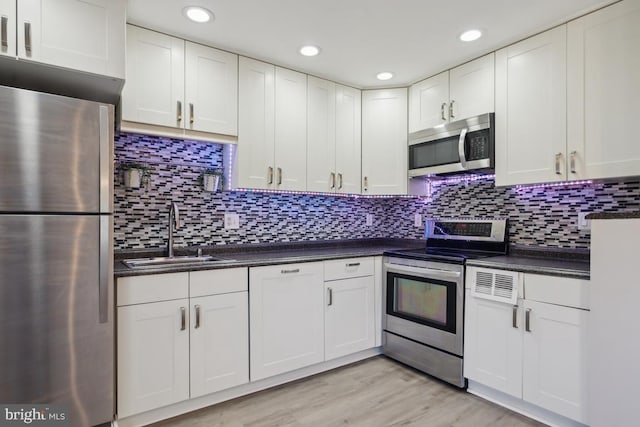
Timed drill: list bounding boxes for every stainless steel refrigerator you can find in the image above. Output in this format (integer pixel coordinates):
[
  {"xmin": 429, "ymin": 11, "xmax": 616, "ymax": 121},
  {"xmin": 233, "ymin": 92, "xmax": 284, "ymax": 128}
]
[{"xmin": 0, "ymin": 86, "xmax": 114, "ymax": 427}]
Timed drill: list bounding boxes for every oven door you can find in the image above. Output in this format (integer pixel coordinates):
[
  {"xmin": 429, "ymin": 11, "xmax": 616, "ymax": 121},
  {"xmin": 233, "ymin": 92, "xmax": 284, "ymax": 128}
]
[{"xmin": 383, "ymin": 260, "xmax": 464, "ymax": 356}]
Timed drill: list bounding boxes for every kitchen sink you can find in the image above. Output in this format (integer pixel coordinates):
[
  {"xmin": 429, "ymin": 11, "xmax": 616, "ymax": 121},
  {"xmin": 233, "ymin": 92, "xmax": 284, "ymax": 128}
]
[{"xmin": 122, "ymin": 255, "xmax": 234, "ymax": 269}]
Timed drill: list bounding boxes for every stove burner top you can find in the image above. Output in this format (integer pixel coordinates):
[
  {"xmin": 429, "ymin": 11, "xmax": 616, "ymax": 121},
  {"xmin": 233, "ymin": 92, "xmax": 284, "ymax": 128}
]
[{"xmin": 384, "ymin": 248, "xmax": 498, "ymax": 264}]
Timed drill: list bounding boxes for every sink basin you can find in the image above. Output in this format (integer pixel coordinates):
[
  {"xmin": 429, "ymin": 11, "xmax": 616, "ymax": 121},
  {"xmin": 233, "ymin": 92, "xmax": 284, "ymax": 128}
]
[{"xmin": 123, "ymin": 255, "xmax": 232, "ymax": 269}]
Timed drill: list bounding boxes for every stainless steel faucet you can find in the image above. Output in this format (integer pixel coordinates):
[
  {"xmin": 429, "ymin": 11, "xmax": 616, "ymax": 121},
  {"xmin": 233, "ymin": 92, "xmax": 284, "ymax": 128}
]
[{"xmin": 168, "ymin": 202, "xmax": 180, "ymax": 257}]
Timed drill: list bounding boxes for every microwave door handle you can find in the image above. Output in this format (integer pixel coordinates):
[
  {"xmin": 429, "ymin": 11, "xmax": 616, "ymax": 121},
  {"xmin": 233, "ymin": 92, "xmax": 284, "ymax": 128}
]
[{"xmin": 458, "ymin": 128, "xmax": 468, "ymax": 169}]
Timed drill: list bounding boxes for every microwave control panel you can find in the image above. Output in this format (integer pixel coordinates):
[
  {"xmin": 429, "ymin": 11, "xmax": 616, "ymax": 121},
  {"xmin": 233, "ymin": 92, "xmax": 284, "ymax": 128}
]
[{"xmin": 467, "ymin": 131, "xmax": 490, "ymax": 160}]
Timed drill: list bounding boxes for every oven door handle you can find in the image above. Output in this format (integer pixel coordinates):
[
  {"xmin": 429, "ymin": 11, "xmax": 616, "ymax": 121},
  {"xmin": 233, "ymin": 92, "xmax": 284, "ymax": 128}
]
[{"xmin": 384, "ymin": 263, "xmax": 461, "ymax": 281}]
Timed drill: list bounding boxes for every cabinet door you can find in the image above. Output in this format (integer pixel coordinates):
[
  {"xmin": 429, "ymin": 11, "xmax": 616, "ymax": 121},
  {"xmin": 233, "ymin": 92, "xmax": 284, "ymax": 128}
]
[
  {"xmin": 522, "ymin": 300, "xmax": 588, "ymax": 424},
  {"xmin": 362, "ymin": 88, "xmax": 408, "ymax": 195},
  {"xmin": 190, "ymin": 292, "xmax": 249, "ymax": 398},
  {"xmin": 0, "ymin": 0, "xmax": 16, "ymax": 57},
  {"xmin": 408, "ymin": 71, "xmax": 449, "ymax": 132},
  {"xmin": 567, "ymin": 0, "xmax": 640, "ymax": 180},
  {"xmin": 17, "ymin": 0, "xmax": 125, "ymax": 78},
  {"xmin": 464, "ymin": 295, "xmax": 522, "ymax": 398},
  {"xmin": 275, "ymin": 67, "xmax": 307, "ymax": 191},
  {"xmin": 117, "ymin": 299, "xmax": 189, "ymax": 418},
  {"xmin": 449, "ymin": 53, "xmax": 495, "ymax": 121},
  {"xmin": 122, "ymin": 26, "xmax": 185, "ymax": 128},
  {"xmin": 325, "ymin": 276, "xmax": 375, "ymax": 360},
  {"xmin": 237, "ymin": 56, "xmax": 275, "ymax": 189},
  {"xmin": 335, "ymin": 84, "xmax": 362, "ymax": 194},
  {"xmin": 185, "ymin": 42, "xmax": 238, "ymax": 136},
  {"xmin": 495, "ymin": 26, "xmax": 567, "ymax": 186},
  {"xmin": 249, "ymin": 262, "xmax": 324, "ymax": 381},
  {"xmin": 306, "ymin": 76, "xmax": 336, "ymax": 192}
]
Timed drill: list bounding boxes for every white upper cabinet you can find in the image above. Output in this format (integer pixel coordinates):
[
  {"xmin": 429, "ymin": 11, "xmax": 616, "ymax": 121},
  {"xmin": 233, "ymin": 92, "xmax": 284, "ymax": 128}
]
[
  {"xmin": 185, "ymin": 41, "xmax": 238, "ymax": 136},
  {"xmin": 362, "ymin": 88, "xmax": 408, "ymax": 195},
  {"xmin": 409, "ymin": 71, "xmax": 449, "ymax": 132},
  {"xmin": 122, "ymin": 25, "xmax": 238, "ymax": 140},
  {"xmin": 409, "ymin": 53, "xmax": 494, "ymax": 132},
  {"xmin": 449, "ymin": 54, "xmax": 495, "ymax": 123},
  {"xmin": 335, "ymin": 85, "xmax": 362, "ymax": 194},
  {"xmin": 122, "ymin": 26, "xmax": 185, "ymax": 129},
  {"xmin": 0, "ymin": 0, "xmax": 16, "ymax": 57},
  {"xmin": 567, "ymin": 0, "xmax": 640, "ymax": 181},
  {"xmin": 2, "ymin": 0, "xmax": 125, "ymax": 77},
  {"xmin": 495, "ymin": 26, "xmax": 567, "ymax": 186},
  {"xmin": 236, "ymin": 56, "xmax": 276, "ymax": 189},
  {"xmin": 275, "ymin": 67, "xmax": 307, "ymax": 191},
  {"xmin": 307, "ymin": 76, "xmax": 337, "ymax": 192},
  {"xmin": 307, "ymin": 76, "xmax": 361, "ymax": 194}
]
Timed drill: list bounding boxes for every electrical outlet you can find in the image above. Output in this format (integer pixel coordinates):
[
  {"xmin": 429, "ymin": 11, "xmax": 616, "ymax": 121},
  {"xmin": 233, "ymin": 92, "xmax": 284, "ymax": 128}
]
[
  {"xmin": 414, "ymin": 213, "xmax": 422, "ymax": 227},
  {"xmin": 366, "ymin": 214, "xmax": 373, "ymax": 227},
  {"xmin": 577, "ymin": 212, "xmax": 591, "ymax": 231},
  {"xmin": 224, "ymin": 213, "xmax": 240, "ymax": 230}
]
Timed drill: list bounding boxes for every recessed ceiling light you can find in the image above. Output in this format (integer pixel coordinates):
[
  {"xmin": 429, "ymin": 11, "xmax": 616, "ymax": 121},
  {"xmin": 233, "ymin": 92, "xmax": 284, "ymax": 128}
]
[
  {"xmin": 299, "ymin": 45, "xmax": 320, "ymax": 57},
  {"xmin": 183, "ymin": 6, "xmax": 214, "ymax": 23},
  {"xmin": 459, "ymin": 29, "xmax": 483, "ymax": 42},
  {"xmin": 376, "ymin": 72, "xmax": 394, "ymax": 81}
]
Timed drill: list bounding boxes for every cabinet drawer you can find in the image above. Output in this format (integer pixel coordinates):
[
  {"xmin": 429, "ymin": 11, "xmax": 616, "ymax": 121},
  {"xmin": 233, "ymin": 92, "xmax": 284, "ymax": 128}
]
[
  {"xmin": 117, "ymin": 272, "xmax": 189, "ymax": 306},
  {"xmin": 324, "ymin": 257, "xmax": 374, "ymax": 281},
  {"xmin": 190, "ymin": 268, "xmax": 248, "ymax": 298},
  {"xmin": 524, "ymin": 274, "xmax": 589, "ymax": 310}
]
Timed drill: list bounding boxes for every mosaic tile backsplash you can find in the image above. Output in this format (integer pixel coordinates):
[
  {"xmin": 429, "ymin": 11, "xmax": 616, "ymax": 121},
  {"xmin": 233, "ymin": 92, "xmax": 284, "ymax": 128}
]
[{"xmin": 114, "ymin": 133, "xmax": 640, "ymax": 251}]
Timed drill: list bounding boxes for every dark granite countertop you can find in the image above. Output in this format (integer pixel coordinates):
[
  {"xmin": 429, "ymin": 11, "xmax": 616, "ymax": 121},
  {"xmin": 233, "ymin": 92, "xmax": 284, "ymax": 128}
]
[
  {"xmin": 586, "ymin": 211, "xmax": 640, "ymax": 220},
  {"xmin": 466, "ymin": 245, "xmax": 590, "ymax": 279},
  {"xmin": 114, "ymin": 238, "xmax": 426, "ymax": 278}
]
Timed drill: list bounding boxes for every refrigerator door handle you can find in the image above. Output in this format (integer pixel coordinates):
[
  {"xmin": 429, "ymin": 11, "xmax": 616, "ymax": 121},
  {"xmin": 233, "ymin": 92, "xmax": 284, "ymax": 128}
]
[
  {"xmin": 99, "ymin": 105, "xmax": 111, "ymax": 213},
  {"xmin": 99, "ymin": 216, "xmax": 111, "ymax": 324}
]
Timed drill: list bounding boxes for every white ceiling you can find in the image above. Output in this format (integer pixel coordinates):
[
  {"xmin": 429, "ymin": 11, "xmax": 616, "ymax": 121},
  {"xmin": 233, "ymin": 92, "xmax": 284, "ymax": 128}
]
[{"xmin": 127, "ymin": 0, "xmax": 613, "ymax": 89}]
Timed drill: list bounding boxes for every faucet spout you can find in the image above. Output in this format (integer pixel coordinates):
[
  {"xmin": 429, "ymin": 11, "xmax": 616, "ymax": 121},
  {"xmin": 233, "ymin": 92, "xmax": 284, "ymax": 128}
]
[{"xmin": 168, "ymin": 202, "xmax": 181, "ymax": 257}]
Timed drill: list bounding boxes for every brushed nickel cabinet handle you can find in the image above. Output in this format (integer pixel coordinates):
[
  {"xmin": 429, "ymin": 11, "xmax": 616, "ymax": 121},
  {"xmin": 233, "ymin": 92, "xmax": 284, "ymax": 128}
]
[
  {"xmin": 449, "ymin": 100, "xmax": 455, "ymax": 119},
  {"xmin": 281, "ymin": 268, "xmax": 300, "ymax": 274},
  {"xmin": 512, "ymin": 305, "xmax": 518, "ymax": 329},
  {"xmin": 525, "ymin": 308, "xmax": 532, "ymax": 332},
  {"xmin": 277, "ymin": 167, "xmax": 282, "ymax": 185},
  {"xmin": 363, "ymin": 176, "xmax": 368, "ymax": 192},
  {"xmin": 327, "ymin": 288, "xmax": 333, "ymax": 306},
  {"xmin": 330, "ymin": 172, "xmax": 336, "ymax": 189},
  {"xmin": 441, "ymin": 103, "xmax": 447, "ymax": 121},
  {"xmin": 177, "ymin": 101, "xmax": 182, "ymax": 123},
  {"xmin": 555, "ymin": 153, "xmax": 562, "ymax": 175},
  {"xmin": 180, "ymin": 307, "xmax": 186, "ymax": 331},
  {"xmin": 346, "ymin": 262, "xmax": 360, "ymax": 267},
  {"xmin": 337, "ymin": 173, "xmax": 343, "ymax": 190},
  {"xmin": 194, "ymin": 305, "xmax": 201, "ymax": 329},
  {"xmin": 24, "ymin": 22, "xmax": 32, "ymax": 56},
  {"xmin": 1, "ymin": 16, "xmax": 8, "ymax": 49},
  {"xmin": 570, "ymin": 150, "xmax": 577, "ymax": 174},
  {"xmin": 267, "ymin": 166, "xmax": 274, "ymax": 185},
  {"xmin": 189, "ymin": 103, "xmax": 194, "ymax": 124}
]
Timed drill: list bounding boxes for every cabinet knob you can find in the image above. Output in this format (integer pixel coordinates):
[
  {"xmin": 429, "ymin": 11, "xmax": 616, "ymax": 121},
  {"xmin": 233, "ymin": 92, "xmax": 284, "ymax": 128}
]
[
  {"xmin": 441, "ymin": 103, "xmax": 447, "ymax": 121},
  {"xmin": 449, "ymin": 100, "xmax": 455, "ymax": 119},
  {"xmin": 570, "ymin": 151, "xmax": 577, "ymax": 174},
  {"xmin": 24, "ymin": 22, "xmax": 32, "ymax": 56},
  {"xmin": 555, "ymin": 153, "xmax": 563, "ymax": 175},
  {"xmin": 330, "ymin": 172, "xmax": 336, "ymax": 189},
  {"xmin": 177, "ymin": 101, "xmax": 182, "ymax": 123}
]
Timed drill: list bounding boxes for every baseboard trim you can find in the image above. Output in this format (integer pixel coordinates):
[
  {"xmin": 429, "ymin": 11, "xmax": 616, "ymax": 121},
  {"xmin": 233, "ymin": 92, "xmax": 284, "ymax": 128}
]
[{"xmin": 116, "ymin": 347, "xmax": 382, "ymax": 427}]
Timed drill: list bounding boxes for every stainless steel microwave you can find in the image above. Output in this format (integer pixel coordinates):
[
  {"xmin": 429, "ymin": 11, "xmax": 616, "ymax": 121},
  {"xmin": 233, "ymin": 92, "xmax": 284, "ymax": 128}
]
[{"xmin": 408, "ymin": 113, "xmax": 494, "ymax": 177}]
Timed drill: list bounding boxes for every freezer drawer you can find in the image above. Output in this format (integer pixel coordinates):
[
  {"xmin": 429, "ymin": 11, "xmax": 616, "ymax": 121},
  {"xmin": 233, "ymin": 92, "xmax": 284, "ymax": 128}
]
[
  {"xmin": 0, "ymin": 214, "xmax": 114, "ymax": 426},
  {"xmin": 0, "ymin": 86, "xmax": 113, "ymax": 213}
]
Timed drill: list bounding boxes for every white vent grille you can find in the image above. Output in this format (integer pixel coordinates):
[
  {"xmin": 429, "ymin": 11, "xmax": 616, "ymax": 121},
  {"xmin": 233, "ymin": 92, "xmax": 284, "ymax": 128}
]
[
  {"xmin": 471, "ymin": 269, "xmax": 518, "ymax": 304},
  {"xmin": 475, "ymin": 272, "xmax": 493, "ymax": 295}
]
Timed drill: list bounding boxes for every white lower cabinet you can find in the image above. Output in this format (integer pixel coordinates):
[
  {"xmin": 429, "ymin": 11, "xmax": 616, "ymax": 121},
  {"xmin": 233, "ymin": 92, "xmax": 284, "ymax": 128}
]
[
  {"xmin": 117, "ymin": 298, "xmax": 190, "ymax": 418},
  {"xmin": 249, "ymin": 262, "xmax": 325, "ymax": 381},
  {"xmin": 324, "ymin": 259, "xmax": 375, "ymax": 360},
  {"xmin": 465, "ymin": 268, "xmax": 589, "ymax": 424},
  {"xmin": 117, "ymin": 268, "xmax": 248, "ymax": 418}
]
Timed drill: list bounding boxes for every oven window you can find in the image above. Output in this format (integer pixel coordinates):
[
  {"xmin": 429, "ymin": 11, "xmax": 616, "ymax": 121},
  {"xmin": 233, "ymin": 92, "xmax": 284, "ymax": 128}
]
[
  {"xmin": 387, "ymin": 272, "xmax": 457, "ymax": 333},
  {"xmin": 396, "ymin": 278, "xmax": 447, "ymax": 325},
  {"xmin": 409, "ymin": 135, "xmax": 460, "ymax": 169}
]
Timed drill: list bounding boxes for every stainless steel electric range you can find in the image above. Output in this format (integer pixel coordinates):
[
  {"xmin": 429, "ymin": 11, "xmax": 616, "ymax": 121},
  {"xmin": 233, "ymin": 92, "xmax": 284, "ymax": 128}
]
[{"xmin": 382, "ymin": 218, "xmax": 508, "ymax": 388}]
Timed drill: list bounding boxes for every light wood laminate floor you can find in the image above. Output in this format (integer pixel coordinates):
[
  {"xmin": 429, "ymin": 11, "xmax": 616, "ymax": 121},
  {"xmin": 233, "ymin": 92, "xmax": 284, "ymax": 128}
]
[{"xmin": 152, "ymin": 356, "xmax": 544, "ymax": 427}]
